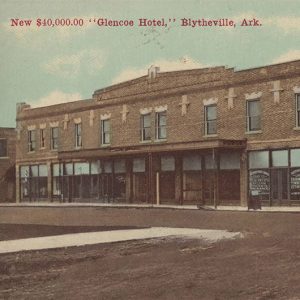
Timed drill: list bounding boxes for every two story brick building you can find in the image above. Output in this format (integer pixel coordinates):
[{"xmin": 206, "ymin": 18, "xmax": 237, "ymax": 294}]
[
  {"xmin": 0, "ymin": 127, "xmax": 16, "ymax": 202},
  {"xmin": 15, "ymin": 60, "xmax": 300, "ymax": 207}
]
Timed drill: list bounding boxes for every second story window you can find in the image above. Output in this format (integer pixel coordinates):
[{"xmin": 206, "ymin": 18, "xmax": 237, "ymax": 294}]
[
  {"xmin": 101, "ymin": 119, "xmax": 111, "ymax": 145},
  {"xmin": 204, "ymin": 105, "xmax": 217, "ymax": 135},
  {"xmin": 40, "ymin": 129, "xmax": 45, "ymax": 149},
  {"xmin": 0, "ymin": 139, "xmax": 7, "ymax": 157},
  {"xmin": 140, "ymin": 113, "xmax": 151, "ymax": 141},
  {"xmin": 28, "ymin": 130, "xmax": 36, "ymax": 152},
  {"xmin": 247, "ymin": 100, "xmax": 261, "ymax": 132},
  {"xmin": 75, "ymin": 123, "xmax": 82, "ymax": 148},
  {"xmin": 296, "ymin": 94, "xmax": 300, "ymax": 127},
  {"xmin": 50, "ymin": 127, "xmax": 59, "ymax": 150},
  {"xmin": 155, "ymin": 111, "xmax": 167, "ymax": 140}
]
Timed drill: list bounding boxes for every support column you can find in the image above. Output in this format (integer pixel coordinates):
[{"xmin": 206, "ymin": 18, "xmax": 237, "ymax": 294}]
[
  {"xmin": 47, "ymin": 161, "xmax": 52, "ymax": 201},
  {"xmin": 16, "ymin": 164, "xmax": 20, "ymax": 203},
  {"xmin": 240, "ymin": 150, "xmax": 248, "ymax": 207},
  {"xmin": 175, "ymin": 155, "xmax": 182, "ymax": 205},
  {"xmin": 125, "ymin": 159, "xmax": 132, "ymax": 203}
]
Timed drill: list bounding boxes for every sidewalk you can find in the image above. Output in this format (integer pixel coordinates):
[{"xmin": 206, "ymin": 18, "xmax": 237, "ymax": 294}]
[
  {"xmin": 0, "ymin": 227, "xmax": 241, "ymax": 254},
  {"xmin": 1, "ymin": 202, "xmax": 300, "ymax": 212}
]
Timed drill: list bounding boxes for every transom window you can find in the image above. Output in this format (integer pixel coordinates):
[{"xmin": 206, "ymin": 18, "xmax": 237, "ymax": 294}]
[
  {"xmin": 140, "ymin": 113, "xmax": 151, "ymax": 141},
  {"xmin": 247, "ymin": 100, "xmax": 261, "ymax": 131},
  {"xmin": 155, "ymin": 111, "xmax": 167, "ymax": 140},
  {"xmin": 0, "ymin": 139, "xmax": 7, "ymax": 157},
  {"xmin": 50, "ymin": 127, "xmax": 59, "ymax": 150},
  {"xmin": 296, "ymin": 94, "xmax": 300, "ymax": 127},
  {"xmin": 40, "ymin": 129, "xmax": 45, "ymax": 149},
  {"xmin": 204, "ymin": 105, "xmax": 217, "ymax": 135},
  {"xmin": 101, "ymin": 119, "xmax": 111, "ymax": 145},
  {"xmin": 28, "ymin": 130, "xmax": 36, "ymax": 152},
  {"xmin": 75, "ymin": 123, "xmax": 82, "ymax": 148}
]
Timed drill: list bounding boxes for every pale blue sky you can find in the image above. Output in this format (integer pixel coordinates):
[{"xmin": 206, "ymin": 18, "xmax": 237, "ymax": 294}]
[{"xmin": 1, "ymin": 0, "xmax": 300, "ymax": 127}]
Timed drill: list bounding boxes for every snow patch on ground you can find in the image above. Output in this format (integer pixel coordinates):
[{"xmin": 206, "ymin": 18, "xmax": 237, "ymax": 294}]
[{"xmin": 0, "ymin": 227, "xmax": 241, "ymax": 254}]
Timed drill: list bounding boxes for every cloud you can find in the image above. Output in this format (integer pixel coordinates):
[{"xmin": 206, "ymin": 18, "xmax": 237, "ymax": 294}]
[
  {"xmin": 264, "ymin": 16, "xmax": 300, "ymax": 33},
  {"xmin": 29, "ymin": 90, "xmax": 82, "ymax": 107},
  {"xmin": 272, "ymin": 50, "xmax": 300, "ymax": 64},
  {"xmin": 42, "ymin": 49, "xmax": 105, "ymax": 78},
  {"xmin": 112, "ymin": 56, "xmax": 207, "ymax": 84}
]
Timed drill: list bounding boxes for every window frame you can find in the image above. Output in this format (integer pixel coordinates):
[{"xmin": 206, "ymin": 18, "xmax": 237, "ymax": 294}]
[
  {"xmin": 28, "ymin": 130, "xmax": 36, "ymax": 152},
  {"xmin": 204, "ymin": 104, "xmax": 217, "ymax": 135},
  {"xmin": 50, "ymin": 127, "xmax": 59, "ymax": 150},
  {"xmin": 140, "ymin": 113, "xmax": 151, "ymax": 141},
  {"xmin": 101, "ymin": 119, "xmax": 111, "ymax": 145},
  {"xmin": 40, "ymin": 128, "xmax": 46, "ymax": 149},
  {"xmin": 246, "ymin": 99, "xmax": 261, "ymax": 132},
  {"xmin": 75, "ymin": 123, "xmax": 82, "ymax": 148},
  {"xmin": 155, "ymin": 111, "xmax": 167, "ymax": 140}
]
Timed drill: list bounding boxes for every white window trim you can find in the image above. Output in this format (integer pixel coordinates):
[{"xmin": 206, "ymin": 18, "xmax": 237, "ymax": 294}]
[
  {"xmin": 245, "ymin": 92, "xmax": 262, "ymax": 100},
  {"xmin": 75, "ymin": 123, "xmax": 82, "ymax": 148},
  {"xmin": 204, "ymin": 104, "xmax": 217, "ymax": 136},
  {"xmin": 101, "ymin": 119, "xmax": 111, "ymax": 146},
  {"xmin": 246, "ymin": 98, "xmax": 261, "ymax": 132}
]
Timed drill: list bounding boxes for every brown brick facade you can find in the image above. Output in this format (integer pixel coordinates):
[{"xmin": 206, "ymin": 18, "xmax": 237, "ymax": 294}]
[
  {"xmin": 15, "ymin": 60, "xmax": 300, "ymax": 206},
  {"xmin": 0, "ymin": 127, "xmax": 16, "ymax": 202}
]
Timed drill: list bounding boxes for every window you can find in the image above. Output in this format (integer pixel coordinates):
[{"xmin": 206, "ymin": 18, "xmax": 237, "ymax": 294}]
[
  {"xmin": 140, "ymin": 114, "xmax": 151, "ymax": 141},
  {"xmin": 75, "ymin": 123, "xmax": 82, "ymax": 148},
  {"xmin": 247, "ymin": 100, "xmax": 261, "ymax": 131},
  {"xmin": 101, "ymin": 119, "xmax": 111, "ymax": 145},
  {"xmin": 50, "ymin": 127, "xmax": 59, "ymax": 150},
  {"xmin": 40, "ymin": 129, "xmax": 45, "ymax": 149},
  {"xmin": 155, "ymin": 111, "xmax": 167, "ymax": 140},
  {"xmin": 161, "ymin": 156, "xmax": 175, "ymax": 171},
  {"xmin": 204, "ymin": 105, "xmax": 217, "ymax": 135},
  {"xmin": 249, "ymin": 151, "xmax": 269, "ymax": 169},
  {"xmin": 133, "ymin": 158, "xmax": 145, "ymax": 173},
  {"xmin": 0, "ymin": 139, "xmax": 7, "ymax": 157},
  {"xmin": 296, "ymin": 94, "xmax": 300, "ymax": 127},
  {"xmin": 28, "ymin": 130, "xmax": 36, "ymax": 152}
]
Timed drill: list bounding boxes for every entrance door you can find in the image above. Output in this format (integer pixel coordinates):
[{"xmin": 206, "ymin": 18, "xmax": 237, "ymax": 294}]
[
  {"xmin": 159, "ymin": 172, "xmax": 175, "ymax": 203},
  {"xmin": 271, "ymin": 168, "xmax": 288, "ymax": 205}
]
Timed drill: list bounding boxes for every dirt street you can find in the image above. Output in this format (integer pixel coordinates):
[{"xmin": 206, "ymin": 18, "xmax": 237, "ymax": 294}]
[{"xmin": 0, "ymin": 208, "xmax": 299, "ymax": 299}]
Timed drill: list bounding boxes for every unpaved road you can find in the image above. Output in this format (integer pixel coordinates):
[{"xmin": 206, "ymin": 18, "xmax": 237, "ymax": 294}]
[{"xmin": 0, "ymin": 208, "xmax": 299, "ymax": 299}]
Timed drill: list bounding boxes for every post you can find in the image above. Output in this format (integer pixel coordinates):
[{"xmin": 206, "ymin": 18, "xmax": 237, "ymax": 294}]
[
  {"xmin": 213, "ymin": 148, "xmax": 218, "ymax": 209},
  {"xmin": 156, "ymin": 172, "xmax": 160, "ymax": 205}
]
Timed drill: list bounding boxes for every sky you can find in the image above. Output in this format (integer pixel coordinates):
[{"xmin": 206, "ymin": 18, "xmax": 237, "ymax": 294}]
[{"xmin": 1, "ymin": 0, "xmax": 300, "ymax": 127}]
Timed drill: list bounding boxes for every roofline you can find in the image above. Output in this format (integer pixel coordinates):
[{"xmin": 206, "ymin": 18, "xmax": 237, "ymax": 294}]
[
  {"xmin": 24, "ymin": 98, "xmax": 93, "ymax": 112},
  {"xmin": 93, "ymin": 65, "xmax": 228, "ymax": 95},
  {"xmin": 234, "ymin": 59, "xmax": 300, "ymax": 73}
]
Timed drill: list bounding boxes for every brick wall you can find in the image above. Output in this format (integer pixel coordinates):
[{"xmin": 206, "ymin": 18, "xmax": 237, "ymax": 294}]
[
  {"xmin": 16, "ymin": 60, "xmax": 300, "ymax": 162},
  {"xmin": 0, "ymin": 128, "xmax": 16, "ymax": 202}
]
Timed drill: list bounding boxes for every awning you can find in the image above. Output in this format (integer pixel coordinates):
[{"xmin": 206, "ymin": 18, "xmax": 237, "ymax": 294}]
[{"xmin": 57, "ymin": 139, "xmax": 246, "ymax": 160}]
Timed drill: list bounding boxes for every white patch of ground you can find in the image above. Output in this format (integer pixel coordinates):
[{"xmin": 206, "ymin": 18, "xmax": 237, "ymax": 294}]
[{"xmin": 0, "ymin": 227, "xmax": 241, "ymax": 254}]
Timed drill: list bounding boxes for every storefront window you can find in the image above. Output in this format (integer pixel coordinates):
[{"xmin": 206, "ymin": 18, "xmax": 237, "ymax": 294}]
[
  {"xmin": 291, "ymin": 149, "xmax": 300, "ymax": 167},
  {"xmin": 272, "ymin": 150, "xmax": 288, "ymax": 167},
  {"xmin": 74, "ymin": 162, "xmax": 89, "ymax": 175},
  {"xmin": 114, "ymin": 159, "xmax": 126, "ymax": 173},
  {"xmin": 161, "ymin": 156, "xmax": 175, "ymax": 171},
  {"xmin": 91, "ymin": 161, "xmax": 101, "ymax": 174},
  {"xmin": 220, "ymin": 152, "xmax": 240, "ymax": 170},
  {"xmin": 183, "ymin": 154, "xmax": 201, "ymax": 171},
  {"xmin": 204, "ymin": 154, "xmax": 215, "ymax": 170},
  {"xmin": 133, "ymin": 158, "xmax": 145, "ymax": 173},
  {"xmin": 103, "ymin": 161, "xmax": 112, "ymax": 173},
  {"xmin": 249, "ymin": 151, "xmax": 269, "ymax": 169},
  {"xmin": 249, "ymin": 170, "xmax": 270, "ymax": 200}
]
